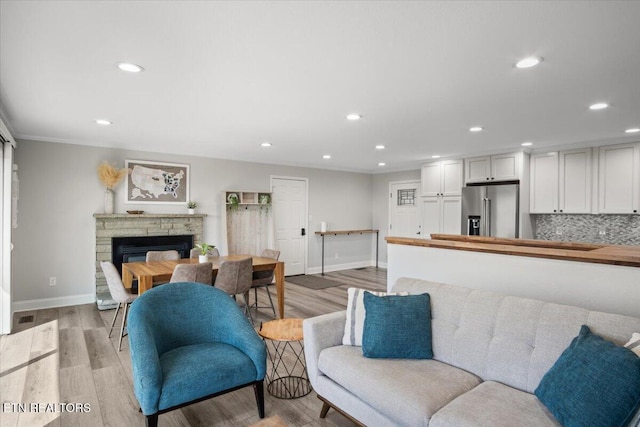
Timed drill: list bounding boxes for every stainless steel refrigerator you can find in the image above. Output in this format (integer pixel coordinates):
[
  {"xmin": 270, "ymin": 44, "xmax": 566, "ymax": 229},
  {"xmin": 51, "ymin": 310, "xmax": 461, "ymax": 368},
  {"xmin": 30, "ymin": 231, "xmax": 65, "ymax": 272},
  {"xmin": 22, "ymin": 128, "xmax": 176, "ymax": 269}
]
[{"xmin": 461, "ymin": 183, "xmax": 520, "ymax": 238}]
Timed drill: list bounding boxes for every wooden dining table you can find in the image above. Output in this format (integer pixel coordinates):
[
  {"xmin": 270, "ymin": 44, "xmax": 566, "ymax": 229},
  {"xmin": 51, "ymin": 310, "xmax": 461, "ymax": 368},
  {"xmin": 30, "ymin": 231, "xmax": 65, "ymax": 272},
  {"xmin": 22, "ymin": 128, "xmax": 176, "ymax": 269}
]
[{"xmin": 121, "ymin": 254, "xmax": 286, "ymax": 319}]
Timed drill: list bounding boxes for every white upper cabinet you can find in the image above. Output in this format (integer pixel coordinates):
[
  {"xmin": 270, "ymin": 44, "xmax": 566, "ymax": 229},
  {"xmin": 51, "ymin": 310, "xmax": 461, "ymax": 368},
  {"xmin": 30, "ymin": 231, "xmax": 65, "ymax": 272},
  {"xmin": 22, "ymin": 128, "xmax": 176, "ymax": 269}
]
[
  {"xmin": 465, "ymin": 152, "xmax": 520, "ymax": 183},
  {"xmin": 598, "ymin": 143, "xmax": 640, "ymax": 214},
  {"xmin": 465, "ymin": 156, "xmax": 491, "ymax": 183},
  {"xmin": 530, "ymin": 149, "xmax": 592, "ymax": 214},
  {"xmin": 421, "ymin": 160, "xmax": 463, "ymax": 197},
  {"xmin": 559, "ymin": 149, "xmax": 592, "ymax": 213},
  {"xmin": 530, "ymin": 152, "xmax": 559, "ymax": 213}
]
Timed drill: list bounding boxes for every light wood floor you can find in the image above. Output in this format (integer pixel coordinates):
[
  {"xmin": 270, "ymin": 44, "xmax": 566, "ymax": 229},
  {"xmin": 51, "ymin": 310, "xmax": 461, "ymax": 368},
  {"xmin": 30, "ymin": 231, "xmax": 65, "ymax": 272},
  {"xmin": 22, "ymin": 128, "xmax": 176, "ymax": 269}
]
[{"xmin": 0, "ymin": 267, "xmax": 387, "ymax": 427}]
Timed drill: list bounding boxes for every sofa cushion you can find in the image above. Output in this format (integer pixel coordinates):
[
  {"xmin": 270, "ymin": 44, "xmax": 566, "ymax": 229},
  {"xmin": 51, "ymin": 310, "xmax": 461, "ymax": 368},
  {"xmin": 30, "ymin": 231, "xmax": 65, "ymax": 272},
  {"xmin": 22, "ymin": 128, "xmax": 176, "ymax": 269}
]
[
  {"xmin": 535, "ymin": 325, "xmax": 640, "ymax": 427},
  {"xmin": 362, "ymin": 292, "xmax": 432, "ymax": 359},
  {"xmin": 318, "ymin": 345, "xmax": 481, "ymax": 427},
  {"xmin": 430, "ymin": 381, "xmax": 560, "ymax": 427},
  {"xmin": 342, "ymin": 287, "xmax": 408, "ymax": 346}
]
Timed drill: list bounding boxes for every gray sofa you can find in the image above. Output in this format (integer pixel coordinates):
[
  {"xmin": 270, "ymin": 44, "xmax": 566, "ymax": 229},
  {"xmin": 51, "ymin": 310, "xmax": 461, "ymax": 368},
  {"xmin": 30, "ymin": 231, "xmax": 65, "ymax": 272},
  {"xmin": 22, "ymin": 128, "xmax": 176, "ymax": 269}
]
[{"xmin": 303, "ymin": 277, "xmax": 640, "ymax": 427}]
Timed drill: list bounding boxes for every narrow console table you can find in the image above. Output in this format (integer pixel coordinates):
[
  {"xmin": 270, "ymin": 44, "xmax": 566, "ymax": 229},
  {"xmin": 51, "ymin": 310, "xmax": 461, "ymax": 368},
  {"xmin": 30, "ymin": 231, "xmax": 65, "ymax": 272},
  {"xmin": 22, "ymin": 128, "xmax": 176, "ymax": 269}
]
[{"xmin": 315, "ymin": 229, "xmax": 379, "ymax": 275}]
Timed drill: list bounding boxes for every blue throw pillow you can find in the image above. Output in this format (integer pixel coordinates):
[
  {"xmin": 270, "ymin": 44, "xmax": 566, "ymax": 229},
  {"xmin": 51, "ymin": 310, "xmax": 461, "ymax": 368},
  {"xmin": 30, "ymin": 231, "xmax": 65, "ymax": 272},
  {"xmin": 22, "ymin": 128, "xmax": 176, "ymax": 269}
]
[
  {"xmin": 535, "ymin": 325, "xmax": 640, "ymax": 427},
  {"xmin": 362, "ymin": 292, "xmax": 432, "ymax": 359}
]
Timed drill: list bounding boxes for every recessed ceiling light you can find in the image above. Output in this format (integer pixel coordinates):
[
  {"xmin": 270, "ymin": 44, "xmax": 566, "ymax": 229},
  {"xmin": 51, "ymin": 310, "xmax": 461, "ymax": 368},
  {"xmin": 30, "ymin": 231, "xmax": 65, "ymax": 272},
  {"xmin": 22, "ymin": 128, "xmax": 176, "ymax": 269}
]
[
  {"xmin": 260, "ymin": 142, "xmax": 272, "ymax": 147},
  {"xmin": 375, "ymin": 145, "xmax": 386, "ymax": 150},
  {"xmin": 95, "ymin": 119, "xmax": 112, "ymax": 126},
  {"xmin": 117, "ymin": 62, "xmax": 144, "ymax": 73},
  {"xmin": 431, "ymin": 155, "xmax": 441, "ymax": 159},
  {"xmin": 521, "ymin": 142, "xmax": 533, "ymax": 147},
  {"xmin": 469, "ymin": 126, "xmax": 483, "ymax": 132},
  {"xmin": 626, "ymin": 128, "xmax": 640, "ymax": 133},
  {"xmin": 589, "ymin": 103, "xmax": 608, "ymax": 110},
  {"xmin": 323, "ymin": 154, "xmax": 331, "ymax": 159},
  {"xmin": 346, "ymin": 113, "xmax": 361, "ymax": 121},
  {"xmin": 515, "ymin": 56, "xmax": 542, "ymax": 68},
  {"xmin": 378, "ymin": 162, "xmax": 386, "ymax": 167}
]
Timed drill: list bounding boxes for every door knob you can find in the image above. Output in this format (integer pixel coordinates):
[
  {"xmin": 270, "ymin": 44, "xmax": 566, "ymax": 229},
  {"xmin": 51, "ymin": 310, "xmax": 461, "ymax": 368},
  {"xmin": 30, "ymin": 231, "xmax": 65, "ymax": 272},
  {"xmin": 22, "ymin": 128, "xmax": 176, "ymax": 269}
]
[{"xmin": 301, "ymin": 228, "xmax": 306, "ymax": 236}]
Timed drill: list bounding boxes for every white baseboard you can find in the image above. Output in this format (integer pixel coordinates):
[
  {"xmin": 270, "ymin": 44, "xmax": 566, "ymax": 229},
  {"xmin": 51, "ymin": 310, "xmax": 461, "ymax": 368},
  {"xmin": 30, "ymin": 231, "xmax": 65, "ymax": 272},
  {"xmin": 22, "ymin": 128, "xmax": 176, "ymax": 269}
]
[
  {"xmin": 13, "ymin": 293, "xmax": 96, "ymax": 313},
  {"xmin": 306, "ymin": 260, "xmax": 385, "ymax": 275}
]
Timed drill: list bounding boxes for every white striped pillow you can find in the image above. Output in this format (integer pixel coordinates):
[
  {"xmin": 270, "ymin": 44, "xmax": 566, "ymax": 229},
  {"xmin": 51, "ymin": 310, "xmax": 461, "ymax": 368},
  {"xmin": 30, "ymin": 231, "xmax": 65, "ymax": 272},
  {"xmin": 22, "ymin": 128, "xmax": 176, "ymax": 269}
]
[
  {"xmin": 342, "ymin": 287, "xmax": 408, "ymax": 346},
  {"xmin": 625, "ymin": 333, "xmax": 640, "ymax": 357}
]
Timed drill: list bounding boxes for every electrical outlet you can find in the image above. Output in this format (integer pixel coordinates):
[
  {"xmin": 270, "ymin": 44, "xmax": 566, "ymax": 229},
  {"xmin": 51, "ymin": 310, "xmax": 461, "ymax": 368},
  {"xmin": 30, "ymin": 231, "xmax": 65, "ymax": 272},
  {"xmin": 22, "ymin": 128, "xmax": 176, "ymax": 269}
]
[
  {"xmin": 555, "ymin": 227, "xmax": 563, "ymax": 235},
  {"xmin": 598, "ymin": 228, "xmax": 607, "ymax": 235},
  {"xmin": 49, "ymin": 276, "xmax": 56, "ymax": 287}
]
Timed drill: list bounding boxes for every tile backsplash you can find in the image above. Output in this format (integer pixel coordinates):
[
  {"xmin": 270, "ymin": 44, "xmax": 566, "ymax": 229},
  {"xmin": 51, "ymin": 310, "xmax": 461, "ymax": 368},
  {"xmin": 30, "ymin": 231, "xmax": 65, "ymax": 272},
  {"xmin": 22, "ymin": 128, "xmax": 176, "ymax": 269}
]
[{"xmin": 533, "ymin": 214, "xmax": 640, "ymax": 246}]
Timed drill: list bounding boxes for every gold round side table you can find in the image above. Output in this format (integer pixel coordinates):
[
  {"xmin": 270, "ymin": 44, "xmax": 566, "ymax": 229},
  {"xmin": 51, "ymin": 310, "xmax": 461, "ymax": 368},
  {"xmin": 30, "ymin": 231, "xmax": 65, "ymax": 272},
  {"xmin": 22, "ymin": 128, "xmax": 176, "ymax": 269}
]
[{"xmin": 258, "ymin": 318, "xmax": 311, "ymax": 399}]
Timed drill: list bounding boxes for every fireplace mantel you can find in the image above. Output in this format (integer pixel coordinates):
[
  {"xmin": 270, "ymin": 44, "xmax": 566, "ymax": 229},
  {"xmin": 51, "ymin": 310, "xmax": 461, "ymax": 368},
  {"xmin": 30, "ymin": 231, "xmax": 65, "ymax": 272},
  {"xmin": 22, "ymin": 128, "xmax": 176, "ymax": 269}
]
[
  {"xmin": 94, "ymin": 213, "xmax": 207, "ymax": 219},
  {"xmin": 94, "ymin": 213, "xmax": 206, "ymax": 305}
]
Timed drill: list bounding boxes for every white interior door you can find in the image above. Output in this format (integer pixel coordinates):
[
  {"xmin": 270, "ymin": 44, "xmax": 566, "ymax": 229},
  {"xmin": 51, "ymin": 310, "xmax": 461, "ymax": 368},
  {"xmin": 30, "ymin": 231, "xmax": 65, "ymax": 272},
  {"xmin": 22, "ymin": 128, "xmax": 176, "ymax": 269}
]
[
  {"xmin": 389, "ymin": 181, "xmax": 421, "ymax": 238},
  {"xmin": 271, "ymin": 177, "xmax": 307, "ymax": 276}
]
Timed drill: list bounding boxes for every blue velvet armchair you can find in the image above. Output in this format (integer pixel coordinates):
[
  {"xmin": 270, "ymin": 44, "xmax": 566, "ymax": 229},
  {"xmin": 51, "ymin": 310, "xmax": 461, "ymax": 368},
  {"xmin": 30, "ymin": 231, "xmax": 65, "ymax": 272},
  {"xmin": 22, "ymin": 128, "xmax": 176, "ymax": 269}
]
[{"xmin": 128, "ymin": 282, "xmax": 267, "ymax": 427}]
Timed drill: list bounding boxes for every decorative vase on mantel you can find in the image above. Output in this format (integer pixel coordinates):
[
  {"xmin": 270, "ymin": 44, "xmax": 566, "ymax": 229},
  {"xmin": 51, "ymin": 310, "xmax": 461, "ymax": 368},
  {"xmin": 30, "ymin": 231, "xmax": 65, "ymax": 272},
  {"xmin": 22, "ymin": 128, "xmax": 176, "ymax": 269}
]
[{"xmin": 104, "ymin": 188, "xmax": 114, "ymax": 214}]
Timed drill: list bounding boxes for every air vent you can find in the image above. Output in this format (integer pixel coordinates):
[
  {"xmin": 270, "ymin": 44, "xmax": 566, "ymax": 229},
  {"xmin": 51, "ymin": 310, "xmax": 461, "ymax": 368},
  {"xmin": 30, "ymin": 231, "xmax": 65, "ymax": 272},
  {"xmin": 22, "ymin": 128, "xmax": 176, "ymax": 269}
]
[{"xmin": 18, "ymin": 315, "xmax": 34, "ymax": 324}]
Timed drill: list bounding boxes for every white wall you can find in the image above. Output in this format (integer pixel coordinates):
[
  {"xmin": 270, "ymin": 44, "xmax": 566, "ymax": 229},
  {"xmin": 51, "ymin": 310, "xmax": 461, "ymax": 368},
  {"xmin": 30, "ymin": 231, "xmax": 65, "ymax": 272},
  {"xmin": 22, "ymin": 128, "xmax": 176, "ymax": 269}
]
[
  {"xmin": 388, "ymin": 243, "xmax": 640, "ymax": 318},
  {"xmin": 13, "ymin": 140, "xmax": 375, "ymax": 307}
]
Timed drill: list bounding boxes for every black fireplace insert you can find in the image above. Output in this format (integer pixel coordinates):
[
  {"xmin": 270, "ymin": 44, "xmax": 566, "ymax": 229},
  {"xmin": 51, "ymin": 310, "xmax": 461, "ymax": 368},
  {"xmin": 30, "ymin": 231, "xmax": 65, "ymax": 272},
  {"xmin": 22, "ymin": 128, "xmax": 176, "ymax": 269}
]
[{"xmin": 111, "ymin": 235, "xmax": 194, "ymax": 275}]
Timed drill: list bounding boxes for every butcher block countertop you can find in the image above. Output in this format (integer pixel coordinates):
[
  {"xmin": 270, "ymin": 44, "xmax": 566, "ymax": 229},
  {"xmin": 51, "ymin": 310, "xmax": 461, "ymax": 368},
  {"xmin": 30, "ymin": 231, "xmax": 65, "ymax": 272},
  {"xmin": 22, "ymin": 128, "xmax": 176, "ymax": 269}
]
[{"xmin": 385, "ymin": 234, "xmax": 640, "ymax": 268}]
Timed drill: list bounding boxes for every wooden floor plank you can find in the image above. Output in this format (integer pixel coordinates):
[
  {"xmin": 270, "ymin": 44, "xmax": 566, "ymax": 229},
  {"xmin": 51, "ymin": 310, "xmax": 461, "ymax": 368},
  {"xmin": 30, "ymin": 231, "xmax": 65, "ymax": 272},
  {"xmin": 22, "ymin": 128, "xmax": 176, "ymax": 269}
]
[
  {"xmin": 0, "ymin": 322, "xmax": 35, "ymax": 427},
  {"xmin": 17, "ymin": 349, "xmax": 60, "ymax": 426},
  {"xmin": 58, "ymin": 305, "xmax": 81, "ymax": 330},
  {"xmin": 92, "ymin": 366, "xmax": 144, "ymax": 426},
  {"xmin": 77, "ymin": 303, "xmax": 105, "ymax": 330},
  {"xmin": 3, "ymin": 266, "xmax": 385, "ymax": 427},
  {"xmin": 84, "ymin": 328, "xmax": 121, "ymax": 370},
  {"xmin": 59, "ymin": 365, "xmax": 104, "ymax": 427},
  {"xmin": 59, "ymin": 327, "xmax": 90, "ymax": 369}
]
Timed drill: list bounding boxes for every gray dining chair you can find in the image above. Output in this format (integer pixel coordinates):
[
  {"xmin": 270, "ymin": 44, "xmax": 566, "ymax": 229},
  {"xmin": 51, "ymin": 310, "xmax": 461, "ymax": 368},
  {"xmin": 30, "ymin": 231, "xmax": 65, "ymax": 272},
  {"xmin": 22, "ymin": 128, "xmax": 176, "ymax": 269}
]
[
  {"xmin": 189, "ymin": 247, "xmax": 220, "ymax": 258},
  {"xmin": 146, "ymin": 250, "xmax": 180, "ymax": 261},
  {"xmin": 170, "ymin": 262, "xmax": 213, "ymax": 285},
  {"xmin": 214, "ymin": 257, "xmax": 254, "ymax": 322},
  {"xmin": 250, "ymin": 249, "xmax": 280, "ymax": 318},
  {"xmin": 146, "ymin": 250, "xmax": 180, "ymax": 285},
  {"xmin": 100, "ymin": 261, "xmax": 138, "ymax": 351}
]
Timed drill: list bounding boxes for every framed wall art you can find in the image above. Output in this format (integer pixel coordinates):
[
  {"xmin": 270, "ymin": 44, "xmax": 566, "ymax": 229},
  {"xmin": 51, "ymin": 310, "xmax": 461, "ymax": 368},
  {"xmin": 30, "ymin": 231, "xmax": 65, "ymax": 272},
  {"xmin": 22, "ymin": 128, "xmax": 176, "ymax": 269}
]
[{"xmin": 125, "ymin": 160, "xmax": 190, "ymax": 204}]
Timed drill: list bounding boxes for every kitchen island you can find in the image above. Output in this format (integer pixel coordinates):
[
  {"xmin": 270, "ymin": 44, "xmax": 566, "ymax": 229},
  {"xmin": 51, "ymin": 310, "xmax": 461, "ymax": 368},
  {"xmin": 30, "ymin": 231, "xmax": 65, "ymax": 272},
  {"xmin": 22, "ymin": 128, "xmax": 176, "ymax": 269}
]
[{"xmin": 386, "ymin": 234, "xmax": 640, "ymax": 317}]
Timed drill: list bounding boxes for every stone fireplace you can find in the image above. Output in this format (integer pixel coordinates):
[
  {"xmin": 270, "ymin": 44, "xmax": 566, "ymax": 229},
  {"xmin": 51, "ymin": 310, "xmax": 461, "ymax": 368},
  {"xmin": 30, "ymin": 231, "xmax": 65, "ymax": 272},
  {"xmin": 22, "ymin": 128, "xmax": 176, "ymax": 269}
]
[{"xmin": 94, "ymin": 213, "xmax": 205, "ymax": 307}]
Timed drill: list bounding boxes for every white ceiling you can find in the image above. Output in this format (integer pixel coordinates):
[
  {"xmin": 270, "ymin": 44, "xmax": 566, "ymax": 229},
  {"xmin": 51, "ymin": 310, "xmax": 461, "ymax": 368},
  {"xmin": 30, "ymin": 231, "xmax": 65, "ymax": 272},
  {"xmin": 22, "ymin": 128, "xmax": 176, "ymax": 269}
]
[{"xmin": 1, "ymin": 1, "xmax": 639, "ymax": 173}]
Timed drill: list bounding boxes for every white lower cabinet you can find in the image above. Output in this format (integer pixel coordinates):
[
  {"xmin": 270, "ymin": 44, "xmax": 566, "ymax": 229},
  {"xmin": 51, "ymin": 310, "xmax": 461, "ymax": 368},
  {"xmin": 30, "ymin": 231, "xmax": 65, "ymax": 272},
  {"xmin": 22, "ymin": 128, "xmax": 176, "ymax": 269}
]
[{"xmin": 421, "ymin": 196, "xmax": 461, "ymax": 238}]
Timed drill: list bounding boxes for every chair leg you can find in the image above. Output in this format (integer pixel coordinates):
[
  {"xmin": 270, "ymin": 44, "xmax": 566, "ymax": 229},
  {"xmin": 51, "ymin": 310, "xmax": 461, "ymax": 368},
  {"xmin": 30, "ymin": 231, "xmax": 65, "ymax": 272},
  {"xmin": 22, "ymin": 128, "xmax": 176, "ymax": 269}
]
[
  {"xmin": 145, "ymin": 413, "xmax": 158, "ymax": 427},
  {"xmin": 242, "ymin": 292, "xmax": 254, "ymax": 324},
  {"xmin": 254, "ymin": 380, "xmax": 265, "ymax": 419},
  {"xmin": 118, "ymin": 302, "xmax": 129, "ymax": 351},
  {"xmin": 108, "ymin": 303, "xmax": 121, "ymax": 338},
  {"xmin": 253, "ymin": 288, "xmax": 259, "ymax": 309},
  {"xmin": 265, "ymin": 286, "xmax": 277, "ymax": 318}
]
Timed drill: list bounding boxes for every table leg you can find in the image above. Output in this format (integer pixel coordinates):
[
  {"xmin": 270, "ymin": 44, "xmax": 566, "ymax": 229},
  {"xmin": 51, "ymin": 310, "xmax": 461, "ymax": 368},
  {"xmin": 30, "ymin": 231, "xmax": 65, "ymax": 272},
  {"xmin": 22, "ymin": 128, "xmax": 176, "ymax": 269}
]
[
  {"xmin": 321, "ymin": 234, "xmax": 325, "ymax": 276},
  {"xmin": 138, "ymin": 276, "xmax": 153, "ymax": 296},
  {"xmin": 275, "ymin": 262, "xmax": 285, "ymax": 319},
  {"xmin": 122, "ymin": 268, "xmax": 133, "ymax": 288},
  {"xmin": 376, "ymin": 231, "xmax": 379, "ymax": 268}
]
